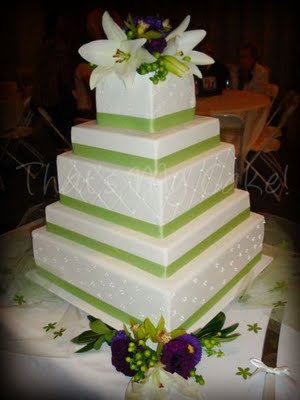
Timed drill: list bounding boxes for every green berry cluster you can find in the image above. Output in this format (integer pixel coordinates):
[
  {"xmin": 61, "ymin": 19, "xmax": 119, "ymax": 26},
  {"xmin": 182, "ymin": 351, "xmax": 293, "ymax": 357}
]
[
  {"xmin": 126, "ymin": 339, "xmax": 159, "ymax": 381},
  {"xmin": 201, "ymin": 336, "xmax": 224, "ymax": 358},
  {"xmin": 137, "ymin": 53, "xmax": 168, "ymax": 84},
  {"xmin": 189, "ymin": 368, "xmax": 205, "ymax": 385}
]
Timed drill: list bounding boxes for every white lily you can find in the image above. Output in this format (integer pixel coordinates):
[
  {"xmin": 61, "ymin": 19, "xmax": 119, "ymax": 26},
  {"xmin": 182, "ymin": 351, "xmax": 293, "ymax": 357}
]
[
  {"xmin": 125, "ymin": 365, "xmax": 206, "ymax": 400},
  {"xmin": 78, "ymin": 11, "xmax": 156, "ymax": 88},
  {"xmin": 163, "ymin": 15, "xmax": 214, "ymax": 79}
]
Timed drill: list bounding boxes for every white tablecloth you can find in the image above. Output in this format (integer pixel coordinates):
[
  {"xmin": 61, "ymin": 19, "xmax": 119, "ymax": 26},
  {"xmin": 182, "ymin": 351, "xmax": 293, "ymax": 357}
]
[
  {"xmin": 196, "ymin": 90, "xmax": 271, "ymax": 183},
  {"xmin": 1, "ymin": 218, "xmax": 299, "ymax": 400}
]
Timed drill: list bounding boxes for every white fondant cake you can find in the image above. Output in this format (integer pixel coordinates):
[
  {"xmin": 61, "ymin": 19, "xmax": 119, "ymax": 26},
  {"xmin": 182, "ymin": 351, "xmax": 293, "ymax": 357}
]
[
  {"xmin": 45, "ymin": 189, "xmax": 249, "ymax": 275},
  {"xmin": 57, "ymin": 143, "xmax": 235, "ymax": 230},
  {"xmin": 96, "ymin": 72, "xmax": 195, "ymax": 120},
  {"xmin": 31, "ymin": 63, "xmax": 272, "ymax": 331},
  {"xmin": 33, "ymin": 213, "xmax": 264, "ymax": 331}
]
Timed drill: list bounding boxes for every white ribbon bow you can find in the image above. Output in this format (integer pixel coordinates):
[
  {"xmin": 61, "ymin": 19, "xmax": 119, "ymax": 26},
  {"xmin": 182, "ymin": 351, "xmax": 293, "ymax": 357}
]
[{"xmin": 250, "ymin": 358, "xmax": 295, "ymax": 382}]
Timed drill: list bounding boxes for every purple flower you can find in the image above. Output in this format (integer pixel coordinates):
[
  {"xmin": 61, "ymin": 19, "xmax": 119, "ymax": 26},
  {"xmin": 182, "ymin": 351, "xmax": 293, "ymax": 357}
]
[
  {"xmin": 111, "ymin": 330, "xmax": 134, "ymax": 377},
  {"xmin": 145, "ymin": 38, "xmax": 167, "ymax": 54},
  {"xmin": 161, "ymin": 334, "xmax": 202, "ymax": 379},
  {"xmin": 143, "ymin": 16, "xmax": 163, "ymax": 31}
]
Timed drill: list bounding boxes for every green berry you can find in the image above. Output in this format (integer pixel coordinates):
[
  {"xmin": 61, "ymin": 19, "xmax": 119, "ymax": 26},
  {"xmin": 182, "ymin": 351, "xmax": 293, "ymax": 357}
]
[
  {"xmin": 144, "ymin": 350, "xmax": 151, "ymax": 358},
  {"xmin": 125, "ymin": 357, "xmax": 132, "ymax": 363}
]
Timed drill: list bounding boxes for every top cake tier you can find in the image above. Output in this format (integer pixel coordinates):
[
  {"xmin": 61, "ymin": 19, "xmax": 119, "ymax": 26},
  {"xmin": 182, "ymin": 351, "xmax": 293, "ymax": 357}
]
[{"xmin": 96, "ymin": 73, "xmax": 195, "ymax": 133}]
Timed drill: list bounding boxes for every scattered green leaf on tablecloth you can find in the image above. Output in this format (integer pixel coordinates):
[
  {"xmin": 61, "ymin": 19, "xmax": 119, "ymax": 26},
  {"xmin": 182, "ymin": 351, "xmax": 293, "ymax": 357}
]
[
  {"xmin": 13, "ymin": 294, "xmax": 26, "ymax": 305},
  {"xmin": 269, "ymin": 281, "xmax": 287, "ymax": 291},
  {"xmin": 247, "ymin": 323, "xmax": 262, "ymax": 333},
  {"xmin": 273, "ymin": 300, "xmax": 287, "ymax": 308},
  {"xmin": 53, "ymin": 328, "xmax": 66, "ymax": 339},
  {"xmin": 236, "ymin": 367, "xmax": 252, "ymax": 380},
  {"xmin": 43, "ymin": 322, "xmax": 57, "ymax": 332}
]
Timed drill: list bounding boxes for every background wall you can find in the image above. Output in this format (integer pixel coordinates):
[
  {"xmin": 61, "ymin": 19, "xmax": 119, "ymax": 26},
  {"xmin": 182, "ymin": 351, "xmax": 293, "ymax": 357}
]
[{"xmin": 1, "ymin": 0, "xmax": 299, "ymax": 96}]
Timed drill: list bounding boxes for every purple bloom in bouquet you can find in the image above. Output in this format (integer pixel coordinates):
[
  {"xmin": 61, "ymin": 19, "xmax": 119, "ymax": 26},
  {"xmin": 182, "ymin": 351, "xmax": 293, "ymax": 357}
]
[
  {"xmin": 161, "ymin": 334, "xmax": 202, "ymax": 378},
  {"xmin": 145, "ymin": 38, "xmax": 167, "ymax": 54},
  {"xmin": 111, "ymin": 330, "xmax": 134, "ymax": 377},
  {"xmin": 143, "ymin": 16, "xmax": 164, "ymax": 32}
]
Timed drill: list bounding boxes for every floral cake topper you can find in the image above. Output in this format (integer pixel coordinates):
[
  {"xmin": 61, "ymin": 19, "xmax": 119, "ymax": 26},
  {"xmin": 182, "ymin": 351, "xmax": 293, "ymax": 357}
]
[
  {"xmin": 79, "ymin": 11, "xmax": 214, "ymax": 88},
  {"xmin": 72, "ymin": 312, "xmax": 239, "ymax": 399}
]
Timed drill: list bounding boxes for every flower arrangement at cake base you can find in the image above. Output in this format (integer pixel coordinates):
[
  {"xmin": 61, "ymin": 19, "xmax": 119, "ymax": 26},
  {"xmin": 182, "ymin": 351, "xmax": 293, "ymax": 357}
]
[{"xmin": 72, "ymin": 312, "xmax": 239, "ymax": 399}]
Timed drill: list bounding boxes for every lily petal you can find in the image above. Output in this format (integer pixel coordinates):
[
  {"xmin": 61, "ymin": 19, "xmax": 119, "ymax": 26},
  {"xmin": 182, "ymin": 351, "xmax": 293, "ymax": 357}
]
[
  {"xmin": 178, "ymin": 30, "xmax": 207, "ymax": 53},
  {"xmin": 162, "ymin": 38, "xmax": 178, "ymax": 56},
  {"xmin": 185, "ymin": 62, "xmax": 203, "ymax": 78},
  {"xmin": 115, "ymin": 59, "xmax": 138, "ymax": 87},
  {"xmin": 136, "ymin": 48, "xmax": 156, "ymax": 64},
  {"xmin": 90, "ymin": 65, "xmax": 114, "ymax": 89},
  {"xmin": 120, "ymin": 38, "xmax": 147, "ymax": 55},
  {"xmin": 79, "ymin": 40, "xmax": 119, "ymax": 66},
  {"xmin": 166, "ymin": 15, "xmax": 191, "ymax": 41},
  {"xmin": 102, "ymin": 11, "xmax": 126, "ymax": 41},
  {"xmin": 189, "ymin": 50, "xmax": 214, "ymax": 65}
]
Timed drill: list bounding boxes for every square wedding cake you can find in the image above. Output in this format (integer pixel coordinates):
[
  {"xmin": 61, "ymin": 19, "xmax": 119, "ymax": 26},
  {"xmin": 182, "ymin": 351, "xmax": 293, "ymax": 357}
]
[{"xmin": 30, "ymin": 12, "xmax": 272, "ymax": 332}]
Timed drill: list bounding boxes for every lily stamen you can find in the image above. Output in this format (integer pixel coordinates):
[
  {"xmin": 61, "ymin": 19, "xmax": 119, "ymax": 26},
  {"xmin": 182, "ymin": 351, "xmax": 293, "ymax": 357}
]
[{"xmin": 113, "ymin": 49, "xmax": 131, "ymax": 63}]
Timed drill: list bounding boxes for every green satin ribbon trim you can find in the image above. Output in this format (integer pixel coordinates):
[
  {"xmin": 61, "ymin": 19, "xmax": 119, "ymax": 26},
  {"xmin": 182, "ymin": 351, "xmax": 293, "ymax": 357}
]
[
  {"xmin": 35, "ymin": 266, "xmax": 141, "ymax": 325},
  {"xmin": 72, "ymin": 135, "xmax": 219, "ymax": 173},
  {"xmin": 60, "ymin": 184, "xmax": 234, "ymax": 238},
  {"xmin": 46, "ymin": 208, "xmax": 250, "ymax": 278},
  {"xmin": 34, "ymin": 251, "xmax": 261, "ymax": 330},
  {"xmin": 179, "ymin": 252, "xmax": 262, "ymax": 330},
  {"xmin": 97, "ymin": 108, "xmax": 195, "ymax": 133}
]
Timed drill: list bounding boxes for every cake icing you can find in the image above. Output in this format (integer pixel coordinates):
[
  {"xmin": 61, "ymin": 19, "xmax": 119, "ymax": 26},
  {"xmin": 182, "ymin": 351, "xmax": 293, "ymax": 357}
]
[{"xmin": 30, "ymin": 10, "xmax": 272, "ymax": 337}]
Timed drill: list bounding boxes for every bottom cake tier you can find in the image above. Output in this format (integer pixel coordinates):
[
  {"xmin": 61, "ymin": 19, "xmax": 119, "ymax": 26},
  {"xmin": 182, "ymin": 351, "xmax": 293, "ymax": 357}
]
[{"xmin": 30, "ymin": 213, "xmax": 272, "ymax": 331}]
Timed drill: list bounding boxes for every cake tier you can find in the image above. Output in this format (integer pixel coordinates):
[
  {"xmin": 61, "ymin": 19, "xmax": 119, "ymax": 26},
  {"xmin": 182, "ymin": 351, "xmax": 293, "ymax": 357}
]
[
  {"xmin": 32, "ymin": 213, "xmax": 264, "ymax": 331},
  {"xmin": 46, "ymin": 190, "xmax": 250, "ymax": 277},
  {"xmin": 96, "ymin": 73, "xmax": 195, "ymax": 132},
  {"xmin": 72, "ymin": 116, "xmax": 219, "ymax": 173},
  {"xmin": 57, "ymin": 143, "xmax": 235, "ymax": 237}
]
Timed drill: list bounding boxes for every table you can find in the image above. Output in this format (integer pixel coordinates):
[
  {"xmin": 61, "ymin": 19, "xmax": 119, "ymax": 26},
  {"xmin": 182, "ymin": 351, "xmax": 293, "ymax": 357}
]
[
  {"xmin": 196, "ymin": 90, "xmax": 271, "ymax": 184},
  {"xmin": 1, "ymin": 217, "xmax": 299, "ymax": 400}
]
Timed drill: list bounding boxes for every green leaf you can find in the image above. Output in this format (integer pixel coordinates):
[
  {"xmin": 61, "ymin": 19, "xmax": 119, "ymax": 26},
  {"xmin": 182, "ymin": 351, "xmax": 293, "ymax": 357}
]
[
  {"xmin": 219, "ymin": 323, "xmax": 239, "ymax": 336},
  {"xmin": 217, "ymin": 333, "xmax": 240, "ymax": 342},
  {"xmin": 123, "ymin": 324, "xmax": 132, "ymax": 339},
  {"xmin": 71, "ymin": 330, "xmax": 100, "ymax": 344},
  {"xmin": 143, "ymin": 30, "xmax": 163, "ymax": 40},
  {"xmin": 75, "ymin": 341, "xmax": 96, "ymax": 353},
  {"xmin": 93, "ymin": 336, "xmax": 105, "ymax": 350},
  {"xmin": 90, "ymin": 319, "xmax": 110, "ymax": 334},
  {"xmin": 170, "ymin": 328, "xmax": 186, "ymax": 339},
  {"xmin": 157, "ymin": 316, "xmax": 165, "ymax": 333},
  {"xmin": 193, "ymin": 312, "xmax": 226, "ymax": 337},
  {"xmin": 87, "ymin": 315, "xmax": 97, "ymax": 323},
  {"xmin": 104, "ymin": 330, "xmax": 116, "ymax": 344},
  {"xmin": 145, "ymin": 318, "xmax": 156, "ymax": 337}
]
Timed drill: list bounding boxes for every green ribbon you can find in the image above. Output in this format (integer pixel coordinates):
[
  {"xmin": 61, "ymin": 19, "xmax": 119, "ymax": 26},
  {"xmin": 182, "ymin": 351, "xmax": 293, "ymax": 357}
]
[
  {"xmin": 46, "ymin": 208, "xmax": 250, "ymax": 277},
  {"xmin": 72, "ymin": 136, "xmax": 219, "ymax": 173},
  {"xmin": 34, "ymin": 251, "xmax": 262, "ymax": 331},
  {"xmin": 35, "ymin": 266, "xmax": 141, "ymax": 325},
  {"xmin": 97, "ymin": 108, "xmax": 195, "ymax": 133},
  {"xmin": 60, "ymin": 184, "xmax": 234, "ymax": 238}
]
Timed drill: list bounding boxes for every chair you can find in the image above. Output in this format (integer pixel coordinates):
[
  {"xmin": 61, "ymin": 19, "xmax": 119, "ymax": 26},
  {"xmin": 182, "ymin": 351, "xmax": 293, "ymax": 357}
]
[
  {"xmin": 243, "ymin": 91, "xmax": 300, "ymax": 201},
  {"xmin": 265, "ymin": 83, "xmax": 279, "ymax": 111},
  {"xmin": 37, "ymin": 107, "xmax": 72, "ymax": 149},
  {"xmin": 0, "ymin": 92, "xmax": 45, "ymax": 182}
]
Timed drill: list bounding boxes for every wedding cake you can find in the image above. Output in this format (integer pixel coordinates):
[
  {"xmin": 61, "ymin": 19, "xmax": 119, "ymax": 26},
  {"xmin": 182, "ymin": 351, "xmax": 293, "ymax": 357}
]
[{"xmin": 30, "ymin": 12, "xmax": 271, "ymax": 332}]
